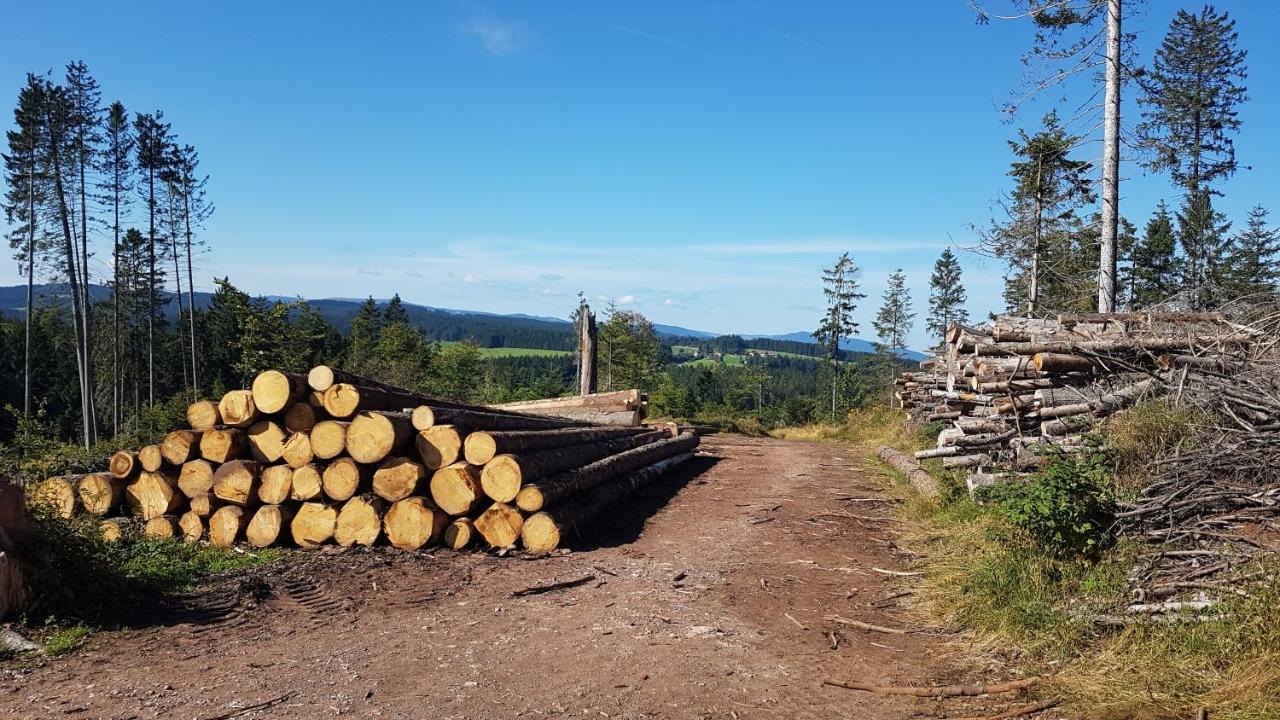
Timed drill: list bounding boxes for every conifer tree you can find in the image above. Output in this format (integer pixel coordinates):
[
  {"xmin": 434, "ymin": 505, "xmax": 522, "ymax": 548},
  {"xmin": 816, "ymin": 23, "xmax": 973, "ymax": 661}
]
[
  {"xmin": 814, "ymin": 253, "xmax": 865, "ymax": 416},
  {"xmin": 927, "ymin": 248, "xmax": 967, "ymax": 348},
  {"xmin": 873, "ymin": 270, "xmax": 914, "ymax": 358},
  {"xmin": 1137, "ymin": 5, "xmax": 1248, "ymax": 195},
  {"xmin": 133, "ymin": 111, "xmax": 174, "ymax": 404},
  {"xmin": 1127, "ymin": 202, "xmax": 1180, "ymax": 308},
  {"xmin": 1223, "ymin": 206, "xmax": 1279, "ymax": 300},
  {"xmin": 347, "ymin": 297, "xmax": 384, "ymax": 374},
  {"xmin": 1178, "ymin": 188, "xmax": 1231, "ymax": 309},
  {"xmin": 99, "ymin": 101, "xmax": 133, "ymax": 433},
  {"xmin": 3, "ymin": 75, "xmax": 48, "ymax": 418}
]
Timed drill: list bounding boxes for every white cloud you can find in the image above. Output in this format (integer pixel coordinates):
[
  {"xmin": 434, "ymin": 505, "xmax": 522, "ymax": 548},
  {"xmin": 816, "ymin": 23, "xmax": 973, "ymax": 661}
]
[
  {"xmin": 357, "ymin": 267, "xmax": 381, "ymax": 276},
  {"xmin": 462, "ymin": 274, "xmax": 480, "ymax": 284},
  {"xmin": 618, "ymin": 294, "xmax": 639, "ymax": 305},
  {"xmin": 459, "ymin": 16, "xmax": 529, "ymax": 56},
  {"xmin": 540, "ymin": 272, "xmax": 563, "ymax": 282}
]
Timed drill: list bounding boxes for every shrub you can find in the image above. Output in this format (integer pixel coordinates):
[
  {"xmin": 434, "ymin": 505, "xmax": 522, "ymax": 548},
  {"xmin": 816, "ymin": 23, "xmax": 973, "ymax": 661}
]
[{"xmin": 981, "ymin": 442, "xmax": 1116, "ymax": 558}]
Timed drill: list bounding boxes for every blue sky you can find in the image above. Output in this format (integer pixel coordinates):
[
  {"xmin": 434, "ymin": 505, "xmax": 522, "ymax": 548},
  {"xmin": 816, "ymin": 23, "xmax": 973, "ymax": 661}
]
[{"xmin": 2, "ymin": 1, "xmax": 1278, "ymax": 349}]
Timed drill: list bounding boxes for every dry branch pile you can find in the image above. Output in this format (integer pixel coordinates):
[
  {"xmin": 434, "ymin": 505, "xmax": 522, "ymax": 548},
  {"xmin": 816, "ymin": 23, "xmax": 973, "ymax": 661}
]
[
  {"xmin": 28, "ymin": 367, "xmax": 697, "ymax": 555},
  {"xmin": 897, "ymin": 310, "xmax": 1280, "ymax": 601}
]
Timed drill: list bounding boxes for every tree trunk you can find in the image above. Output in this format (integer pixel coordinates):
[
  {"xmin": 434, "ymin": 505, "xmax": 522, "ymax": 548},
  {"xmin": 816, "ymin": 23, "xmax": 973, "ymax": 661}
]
[
  {"xmin": 322, "ymin": 457, "xmax": 372, "ymax": 503},
  {"xmin": 515, "ymin": 432, "xmax": 698, "ymax": 512},
  {"xmin": 370, "ymin": 456, "xmax": 426, "ymax": 503},
  {"xmin": 335, "ymin": 495, "xmax": 386, "ymax": 547},
  {"xmin": 346, "ymin": 411, "xmax": 415, "ymax": 464},
  {"xmin": 479, "ymin": 430, "xmax": 667, "ymax": 504},
  {"xmin": 382, "ymin": 496, "xmax": 446, "ymax": 550},
  {"xmin": 521, "ymin": 452, "xmax": 694, "ymax": 554},
  {"xmin": 1097, "ymin": 0, "xmax": 1122, "ymax": 313},
  {"xmin": 290, "ymin": 502, "xmax": 337, "ymax": 548},
  {"xmin": 463, "ymin": 426, "xmax": 652, "ymax": 465},
  {"xmin": 579, "ymin": 308, "xmax": 597, "ymax": 396},
  {"xmin": 184, "ymin": 189, "xmax": 198, "ymax": 396}
]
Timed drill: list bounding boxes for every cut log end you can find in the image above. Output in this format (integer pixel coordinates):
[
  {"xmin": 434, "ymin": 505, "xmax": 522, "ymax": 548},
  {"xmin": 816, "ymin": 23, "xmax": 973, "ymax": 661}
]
[
  {"xmin": 443, "ymin": 517, "xmax": 474, "ymax": 550},
  {"xmin": 138, "ymin": 445, "xmax": 165, "ymax": 472},
  {"xmin": 520, "ymin": 512, "xmax": 561, "ymax": 554},
  {"xmin": 383, "ymin": 496, "xmax": 447, "ymax": 550},
  {"xmin": 479, "ymin": 455, "xmax": 522, "ymax": 504},
  {"xmin": 514, "ymin": 485, "xmax": 546, "ymax": 513},
  {"xmin": 284, "ymin": 402, "xmax": 318, "ymax": 433},
  {"xmin": 258, "ymin": 464, "xmax": 295, "ymax": 505},
  {"xmin": 144, "ymin": 515, "xmax": 180, "ymax": 540},
  {"xmin": 281, "ymin": 432, "xmax": 314, "ymax": 469},
  {"xmin": 252, "ymin": 369, "xmax": 303, "ymax": 414},
  {"xmin": 335, "ymin": 496, "xmax": 386, "ymax": 547},
  {"xmin": 371, "ymin": 457, "xmax": 426, "ymax": 503},
  {"xmin": 411, "ymin": 405, "xmax": 435, "ymax": 430},
  {"xmin": 108, "ymin": 450, "xmax": 138, "ymax": 479},
  {"xmin": 311, "ymin": 420, "xmax": 349, "ymax": 460},
  {"xmin": 178, "ymin": 512, "xmax": 204, "ymax": 543},
  {"xmin": 186, "ymin": 400, "xmax": 222, "ymax": 431},
  {"xmin": 474, "ymin": 502, "xmax": 524, "ymax": 548},
  {"xmin": 307, "ymin": 365, "xmax": 338, "ymax": 392},
  {"xmin": 212, "ymin": 460, "xmax": 262, "ymax": 507},
  {"xmin": 76, "ymin": 474, "xmax": 123, "ymax": 516},
  {"xmin": 321, "ymin": 383, "xmax": 361, "ymax": 419},
  {"xmin": 200, "ymin": 428, "xmax": 245, "ymax": 464},
  {"xmin": 290, "ymin": 502, "xmax": 338, "ymax": 548},
  {"xmin": 209, "ymin": 505, "xmax": 249, "ymax": 547},
  {"xmin": 160, "ymin": 430, "xmax": 201, "ymax": 466},
  {"xmin": 322, "ymin": 457, "xmax": 369, "ymax": 503},
  {"xmin": 218, "ymin": 389, "xmax": 259, "ymax": 427},
  {"xmin": 348, "ymin": 411, "xmax": 413, "ymax": 464},
  {"xmin": 178, "ymin": 459, "xmax": 216, "ymax": 498},
  {"xmin": 247, "ymin": 505, "xmax": 295, "ymax": 548},
  {"xmin": 462, "ymin": 432, "xmax": 498, "ymax": 465},
  {"xmin": 247, "ymin": 420, "xmax": 286, "ymax": 464},
  {"xmin": 127, "ymin": 471, "xmax": 180, "ymax": 520},
  {"xmin": 30, "ymin": 478, "xmax": 77, "ymax": 519},
  {"xmin": 428, "ymin": 462, "xmax": 483, "ymax": 516},
  {"xmin": 290, "ymin": 464, "xmax": 324, "ymax": 501},
  {"xmin": 415, "ymin": 426, "xmax": 464, "ymax": 470}
]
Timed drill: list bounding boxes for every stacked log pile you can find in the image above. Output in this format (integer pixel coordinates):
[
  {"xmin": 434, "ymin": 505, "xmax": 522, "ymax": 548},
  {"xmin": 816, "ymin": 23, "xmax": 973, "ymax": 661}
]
[
  {"xmin": 27, "ymin": 366, "xmax": 698, "ymax": 555},
  {"xmin": 895, "ymin": 312, "xmax": 1259, "ymax": 495},
  {"xmin": 490, "ymin": 389, "xmax": 649, "ymax": 426}
]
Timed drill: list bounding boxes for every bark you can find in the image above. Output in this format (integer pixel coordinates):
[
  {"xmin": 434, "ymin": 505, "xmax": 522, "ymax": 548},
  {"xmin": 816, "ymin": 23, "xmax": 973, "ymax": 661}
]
[
  {"xmin": 463, "ymin": 426, "xmax": 652, "ymax": 465},
  {"xmin": 515, "ymin": 432, "xmax": 699, "ymax": 512},
  {"xmin": 479, "ymin": 430, "xmax": 668, "ymax": 503}
]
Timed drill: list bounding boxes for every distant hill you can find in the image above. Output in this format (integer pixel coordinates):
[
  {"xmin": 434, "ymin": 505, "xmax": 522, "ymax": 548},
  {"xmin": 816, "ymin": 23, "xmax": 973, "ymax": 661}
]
[{"xmin": 0, "ymin": 283, "xmax": 924, "ymax": 358}]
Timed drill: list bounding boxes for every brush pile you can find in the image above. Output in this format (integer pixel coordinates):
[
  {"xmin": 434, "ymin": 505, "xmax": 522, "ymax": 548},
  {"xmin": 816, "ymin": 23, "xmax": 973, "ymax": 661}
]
[
  {"xmin": 26, "ymin": 366, "xmax": 698, "ymax": 555},
  {"xmin": 897, "ymin": 309, "xmax": 1280, "ymax": 603}
]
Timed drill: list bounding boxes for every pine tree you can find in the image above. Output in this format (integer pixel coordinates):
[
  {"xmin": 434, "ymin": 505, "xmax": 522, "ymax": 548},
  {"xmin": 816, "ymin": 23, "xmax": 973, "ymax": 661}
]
[
  {"xmin": 597, "ymin": 305, "xmax": 659, "ymax": 392},
  {"xmin": 65, "ymin": 64, "xmax": 103, "ymax": 421},
  {"xmin": 1137, "ymin": 6, "xmax": 1248, "ymax": 195},
  {"xmin": 875, "ymin": 269, "xmax": 916, "ymax": 399},
  {"xmin": 1178, "ymin": 188, "xmax": 1231, "ymax": 309},
  {"xmin": 980, "ymin": 112, "xmax": 1094, "ymax": 315},
  {"xmin": 98, "ymin": 101, "xmax": 133, "ymax": 434},
  {"xmin": 174, "ymin": 143, "xmax": 211, "ymax": 395},
  {"xmin": 814, "ymin": 253, "xmax": 865, "ymax": 417},
  {"xmin": 1223, "ymin": 206, "xmax": 1279, "ymax": 301},
  {"xmin": 3, "ymin": 75, "xmax": 49, "ymax": 418},
  {"xmin": 927, "ymin": 248, "xmax": 967, "ymax": 348},
  {"xmin": 1127, "ymin": 202, "xmax": 1180, "ymax": 308},
  {"xmin": 383, "ymin": 294, "xmax": 408, "ymax": 325},
  {"xmin": 133, "ymin": 111, "xmax": 174, "ymax": 405},
  {"xmin": 347, "ymin": 297, "xmax": 384, "ymax": 374}
]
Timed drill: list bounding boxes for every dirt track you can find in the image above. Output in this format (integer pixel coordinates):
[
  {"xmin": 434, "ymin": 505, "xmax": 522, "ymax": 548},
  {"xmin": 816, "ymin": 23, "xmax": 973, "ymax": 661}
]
[{"xmin": 2, "ymin": 436, "xmax": 960, "ymax": 719}]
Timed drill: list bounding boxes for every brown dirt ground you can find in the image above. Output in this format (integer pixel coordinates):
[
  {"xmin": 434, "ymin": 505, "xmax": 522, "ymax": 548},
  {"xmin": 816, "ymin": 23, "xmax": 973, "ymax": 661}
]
[{"xmin": 1, "ymin": 436, "xmax": 1032, "ymax": 719}]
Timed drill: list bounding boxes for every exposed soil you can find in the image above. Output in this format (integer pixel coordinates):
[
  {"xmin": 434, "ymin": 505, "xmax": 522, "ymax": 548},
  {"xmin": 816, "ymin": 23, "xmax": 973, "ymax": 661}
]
[{"xmin": 1, "ymin": 436, "xmax": 1006, "ymax": 719}]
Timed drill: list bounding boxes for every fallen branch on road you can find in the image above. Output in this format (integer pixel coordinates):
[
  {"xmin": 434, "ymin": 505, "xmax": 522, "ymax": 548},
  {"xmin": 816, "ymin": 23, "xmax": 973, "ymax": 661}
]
[{"xmin": 821, "ymin": 677, "xmax": 1040, "ymax": 697}]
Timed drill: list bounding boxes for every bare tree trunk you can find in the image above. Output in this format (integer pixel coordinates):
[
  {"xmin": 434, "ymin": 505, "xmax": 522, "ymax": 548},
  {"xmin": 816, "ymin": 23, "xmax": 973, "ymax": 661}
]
[
  {"xmin": 1028, "ymin": 161, "xmax": 1042, "ymax": 316},
  {"xmin": 78, "ymin": 139, "xmax": 97, "ymax": 443},
  {"xmin": 183, "ymin": 190, "xmax": 198, "ymax": 396},
  {"xmin": 112, "ymin": 163, "xmax": 121, "ymax": 436},
  {"xmin": 23, "ymin": 151, "xmax": 35, "ymax": 418},
  {"xmin": 47, "ymin": 127, "xmax": 92, "ymax": 448},
  {"xmin": 172, "ymin": 226, "xmax": 189, "ymax": 396},
  {"xmin": 147, "ymin": 167, "xmax": 155, "ymax": 407},
  {"xmin": 1097, "ymin": 0, "xmax": 1122, "ymax": 314},
  {"xmin": 578, "ymin": 307, "xmax": 596, "ymax": 396}
]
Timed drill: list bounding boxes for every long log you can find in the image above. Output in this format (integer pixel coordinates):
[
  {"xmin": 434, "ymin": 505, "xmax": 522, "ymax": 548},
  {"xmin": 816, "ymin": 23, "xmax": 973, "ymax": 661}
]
[
  {"xmin": 308, "ymin": 366, "xmax": 533, "ymax": 416},
  {"xmin": 311, "ymin": 420, "xmax": 349, "ymax": 460},
  {"xmin": 127, "ymin": 471, "xmax": 181, "ymax": 520},
  {"xmin": 491, "ymin": 390, "xmax": 642, "ymax": 412},
  {"xmin": 382, "ymin": 496, "xmax": 447, "ymax": 550},
  {"xmin": 322, "ymin": 457, "xmax": 372, "ymax": 503},
  {"xmin": 76, "ymin": 473, "xmax": 124, "ymax": 516},
  {"xmin": 247, "ymin": 504, "xmax": 296, "ymax": 547},
  {"xmin": 520, "ymin": 409, "xmax": 641, "ymax": 426},
  {"xmin": 200, "ymin": 427, "xmax": 246, "ymax": 464},
  {"xmin": 977, "ymin": 334, "xmax": 1253, "ymax": 357},
  {"xmin": 480, "ymin": 430, "xmax": 668, "ymax": 503},
  {"xmin": 218, "ymin": 389, "xmax": 258, "ymax": 427},
  {"xmin": 290, "ymin": 502, "xmax": 337, "ymax": 548},
  {"xmin": 514, "ymin": 432, "xmax": 698, "ymax": 512},
  {"xmin": 410, "ymin": 405, "xmax": 577, "ymax": 432},
  {"xmin": 521, "ymin": 452, "xmax": 694, "ymax": 554},
  {"xmin": 212, "ymin": 460, "xmax": 262, "ymax": 507},
  {"xmin": 473, "ymin": 502, "xmax": 524, "ymax": 548},
  {"xmin": 186, "ymin": 400, "xmax": 222, "ymax": 431},
  {"xmin": 463, "ymin": 426, "xmax": 652, "ymax": 465},
  {"xmin": 1032, "ymin": 353, "xmax": 1098, "ymax": 373},
  {"xmin": 251, "ymin": 369, "xmax": 307, "ymax": 414},
  {"xmin": 161, "ymin": 430, "xmax": 202, "ymax": 465},
  {"xmin": 370, "ymin": 456, "xmax": 427, "ymax": 503},
  {"xmin": 335, "ymin": 495, "xmax": 386, "ymax": 547},
  {"xmin": 874, "ymin": 446, "xmax": 938, "ymax": 500},
  {"xmin": 347, "ymin": 411, "xmax": 415, "ymax": 464}
]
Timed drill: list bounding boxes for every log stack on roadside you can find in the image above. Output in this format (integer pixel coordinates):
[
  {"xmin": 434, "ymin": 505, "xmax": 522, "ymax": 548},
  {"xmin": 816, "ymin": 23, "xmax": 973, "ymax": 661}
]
[
  {"xmin": 27, "ymin": 366, "xmax": 699, "ymax": 555},
  {"xmin": 894, "ymin": 312, "xmax": 1259, "ymax": 495}
]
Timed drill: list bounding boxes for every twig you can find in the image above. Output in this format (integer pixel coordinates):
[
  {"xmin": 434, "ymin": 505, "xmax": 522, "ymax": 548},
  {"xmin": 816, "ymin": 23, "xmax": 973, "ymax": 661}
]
[
  {"xmin": 821, "ymin": 677, "xmax": 1040, "ymax": 696},
  {"xmin": 511, "ymin": 574, "xmax": 595, "ymax": 597},
  {"xmin": 199, "ymin": 692, "xmax": 297, "ymax": 720},
  {"xmin": 824, "ymin": 614, "xmax": 908, "ymax": 635},
  {"xmin": 784, "ymin": 612, "xmax": 808, "ymax": 630},
  {"xmin": 872, "ymin": 567, "xmax": 922, "ymax": 577},
  {"xmin": 951, "ymin": 697, "xmax": 1061, "ymax": 720}
]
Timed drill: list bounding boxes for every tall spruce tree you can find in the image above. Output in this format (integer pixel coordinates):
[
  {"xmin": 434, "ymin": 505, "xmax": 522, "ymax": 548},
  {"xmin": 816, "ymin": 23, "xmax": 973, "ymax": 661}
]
[
  {"xmin": 1137, "ymin": 6, "xmax": 1247, "ymax": 195},
  {"xmin": 814, "ymin": 253, "xmax": 865, "ymax": 416},
  {"xmin": 1223, "ymin": 206, "xmax": 1279, "ymax": 300},
  {"xmin": 3, "ymin": 75, "xmax": 48, "ymax": 418},
  {"xmin": 873, "ymin": 270, "xmax": 915, "ymax": 404},
  {"xmin": 1128, "ymin": 202, "xmax": 1180, "ymax": 308},
  {"xmin": 98, "ymin": 101, "xmax": 134, "ymax": 433},
  {"xmin": 980, "ymin": 112, "xmax": 1094, "ymax": 315},
  {"xmin": 174, "ymin": 143, "xmax": 211, "ymax": 394},
  {"xmin": 927, "ymin": 248, "xmax": 967, "ymax": 348},
  {"xmin": 1178, "ymin": 188, "xmax": 1231, "ymax": 309},
  {"xmin": 133, "ymin": 110, "xmax": 173, "ymax": 405}
]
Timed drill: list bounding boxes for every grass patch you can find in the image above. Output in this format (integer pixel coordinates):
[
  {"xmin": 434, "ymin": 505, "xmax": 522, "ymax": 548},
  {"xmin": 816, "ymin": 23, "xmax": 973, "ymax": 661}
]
[
  {"xmin": 1106, "ymin": 400, "xmax": 1206, "ymax": 493},
  {"xmin": 772, "ymin": 405, "xmax": 922, "ymax": 450},
  {"xmin": 40, "ymin": 623, "xmax": 91, "ymax": 656}
]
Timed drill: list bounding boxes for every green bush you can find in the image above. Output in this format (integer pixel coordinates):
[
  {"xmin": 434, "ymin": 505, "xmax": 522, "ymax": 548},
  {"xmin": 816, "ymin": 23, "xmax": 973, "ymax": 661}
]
[{"xmin": 980, "ymin": 441, "xmax": 1116, "ymax": 558}]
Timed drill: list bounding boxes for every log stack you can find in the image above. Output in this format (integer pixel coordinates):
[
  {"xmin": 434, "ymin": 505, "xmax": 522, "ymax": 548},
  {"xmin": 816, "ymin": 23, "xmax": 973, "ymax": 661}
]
[
  {"xmin": 895, "ymin": 312, "xmax": 1257, "ymax": 495},
  {"xmin": 28, "ymin": 367, "xmax": 699, "ymax": 555}
]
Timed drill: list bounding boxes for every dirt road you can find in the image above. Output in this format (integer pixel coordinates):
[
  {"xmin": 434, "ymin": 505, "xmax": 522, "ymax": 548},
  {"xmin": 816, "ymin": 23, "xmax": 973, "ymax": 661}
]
[{"xmin": 2, "ymin": 436, "xmax": 955, "ymax": 719}]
